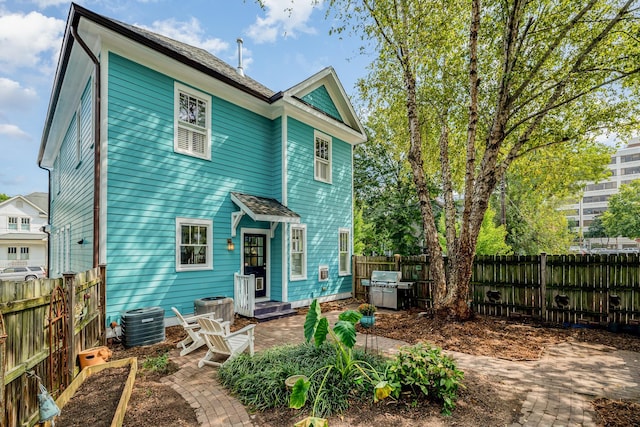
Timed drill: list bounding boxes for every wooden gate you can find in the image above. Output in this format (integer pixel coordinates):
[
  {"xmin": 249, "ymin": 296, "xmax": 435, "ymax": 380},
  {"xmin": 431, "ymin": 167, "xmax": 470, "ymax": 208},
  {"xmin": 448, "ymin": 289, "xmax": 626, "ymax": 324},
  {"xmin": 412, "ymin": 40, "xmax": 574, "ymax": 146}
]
[{"xmin": 48, "ymin": 285, "xmax": 69, "ymax": 395}]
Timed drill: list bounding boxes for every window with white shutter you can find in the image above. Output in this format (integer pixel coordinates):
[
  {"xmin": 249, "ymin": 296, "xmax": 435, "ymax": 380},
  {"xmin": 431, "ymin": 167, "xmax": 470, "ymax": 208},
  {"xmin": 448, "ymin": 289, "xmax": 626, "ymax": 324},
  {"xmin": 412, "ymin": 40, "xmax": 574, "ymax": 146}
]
[
  {"xmin": 174, "ymin": 83, "xmax": 211, "ymax": 160},
  {"xmin": 338, "ymin": 228, "xmax": 350, "ymax": 275},
  {"xmin": 290, "ymin": 224, "xmax": 307, "ymax": 280}
]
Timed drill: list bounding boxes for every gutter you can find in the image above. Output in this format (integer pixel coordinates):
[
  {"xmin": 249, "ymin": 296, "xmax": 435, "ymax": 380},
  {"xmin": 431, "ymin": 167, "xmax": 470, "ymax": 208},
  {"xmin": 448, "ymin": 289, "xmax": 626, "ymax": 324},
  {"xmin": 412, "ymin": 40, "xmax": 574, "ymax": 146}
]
[{"xmin": 71, "ymin": 22, "xmax": 101, "ymax": 269}]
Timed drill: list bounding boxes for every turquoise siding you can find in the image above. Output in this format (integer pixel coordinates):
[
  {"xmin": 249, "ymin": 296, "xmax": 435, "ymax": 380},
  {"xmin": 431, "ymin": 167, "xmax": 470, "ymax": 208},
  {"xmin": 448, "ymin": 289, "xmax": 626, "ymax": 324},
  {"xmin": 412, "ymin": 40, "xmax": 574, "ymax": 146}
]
[
  {"xmin": 105, "ymin": 53, "xmax": 282, "ymax": 322},
  {"xmin": 286, "ymin": 117, "xmax": 353, "ymax": 303},
  {"xmin": 301, "ymin": 86, "xmax": 341, "ymax": 121},
  {"xmin": 50, "ymin": 79, "xmax": 95, "ymax": 276}
]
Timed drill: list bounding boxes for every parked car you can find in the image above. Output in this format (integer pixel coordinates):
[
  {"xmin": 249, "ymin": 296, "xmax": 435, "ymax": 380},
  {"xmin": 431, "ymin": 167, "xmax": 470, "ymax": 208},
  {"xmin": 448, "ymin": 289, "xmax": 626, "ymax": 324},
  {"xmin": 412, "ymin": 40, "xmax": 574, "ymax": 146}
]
[
  {"xmin": 0, "ymin": 266, "xmax": 46, "ymax": 281},
  {"xmin": 619, "ymin": 247, "xmax": 640, "ymax": 254}
]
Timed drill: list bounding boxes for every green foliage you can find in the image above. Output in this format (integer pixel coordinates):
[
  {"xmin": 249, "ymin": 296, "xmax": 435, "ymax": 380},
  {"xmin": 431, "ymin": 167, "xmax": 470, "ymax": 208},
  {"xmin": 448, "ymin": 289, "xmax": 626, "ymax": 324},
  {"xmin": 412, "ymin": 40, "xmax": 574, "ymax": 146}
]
[
  {"xmin": 219, "ymin": 342, "xmax": 387, "ymax": 417},
  {"xmin": 386, "ymin": 343, "xmax": 464, "ymax": 416},
  {"xmin": 291, "ymin": 299, "xmax": 393, "ymax": 418},
  {"xmin": 602, "ymin": 180, "xmax": 640, "ymax": 239},
  {"xmin": 584, "ymin": 215, "xmax": 608, "ymax": 239},
  {"xmin": 475, "ymin": 206, "xmax": 512, "ymax": 255},
  {"xmin": 353, "ymin": 137, "xmax": 427, "ymax": 256},
  {"xmin": 142, "ymin": 352, "xmax": 169, "ymax": 374},
  {"xmin": 0, "ymin": 194, "xmax": 9, "ymax": 203}
]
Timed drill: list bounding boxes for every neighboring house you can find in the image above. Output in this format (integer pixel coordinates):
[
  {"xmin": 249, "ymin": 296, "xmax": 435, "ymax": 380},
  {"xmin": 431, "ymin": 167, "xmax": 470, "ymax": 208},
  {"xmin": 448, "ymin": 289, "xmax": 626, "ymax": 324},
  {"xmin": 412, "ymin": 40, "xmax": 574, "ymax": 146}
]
[
  {"xmin": 38, "ymin": 4, "xmax": 366, "ymax": 326},
  {"xmin": 0, "ymin": 192, "xmax": 48, "ymax": 270},
  {"xmin": 562, "ymin": 138, "xmax": 640, "ymax": 249}
]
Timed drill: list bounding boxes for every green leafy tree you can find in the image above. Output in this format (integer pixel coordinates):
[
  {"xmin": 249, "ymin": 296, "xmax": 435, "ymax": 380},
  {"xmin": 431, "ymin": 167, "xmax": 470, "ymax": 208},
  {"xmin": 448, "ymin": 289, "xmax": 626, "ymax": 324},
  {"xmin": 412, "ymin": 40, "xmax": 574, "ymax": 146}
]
[
  {"xmin": 0, "ymin": 194, "xmax": 9, "ymax": 203},
  {"xmin": 584, "ymin": 215, "xmax": 608, "ymax": 239},
  {"xmin": 475, "ymin": 206, "xmax": 512, "ymax": 255},
  {"xmin": 602, "ymin": 180, "xmax": 640, "ymax": 239},
  {"xmin": 326, "ymin": 0, "xmax": 640, "ymax": 318}
]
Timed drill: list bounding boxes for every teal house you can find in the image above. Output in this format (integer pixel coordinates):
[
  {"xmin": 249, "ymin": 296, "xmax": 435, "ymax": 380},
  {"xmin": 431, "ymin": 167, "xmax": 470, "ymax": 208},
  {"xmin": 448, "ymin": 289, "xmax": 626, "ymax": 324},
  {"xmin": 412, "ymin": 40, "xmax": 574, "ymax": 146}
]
[{"xmin": 38, "ymin": 4, "xmax": 366, "ymax": 327}]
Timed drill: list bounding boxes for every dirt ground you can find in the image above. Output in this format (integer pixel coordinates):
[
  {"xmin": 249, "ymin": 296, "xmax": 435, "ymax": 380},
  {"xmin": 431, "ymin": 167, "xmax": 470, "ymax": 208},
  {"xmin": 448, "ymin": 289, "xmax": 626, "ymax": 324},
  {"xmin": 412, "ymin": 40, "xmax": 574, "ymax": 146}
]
[{"xmin": 57, "ymin": 300, "xmax": 640, "ymax": 426}]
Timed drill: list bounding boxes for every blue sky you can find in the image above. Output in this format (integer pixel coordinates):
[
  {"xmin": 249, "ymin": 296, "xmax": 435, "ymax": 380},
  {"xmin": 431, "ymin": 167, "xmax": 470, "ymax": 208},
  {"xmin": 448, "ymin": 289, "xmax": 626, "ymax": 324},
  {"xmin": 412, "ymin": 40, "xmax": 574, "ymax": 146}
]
[{"xmin": 0, "ymin": 0, "xmax": 372, "ymax": 197}]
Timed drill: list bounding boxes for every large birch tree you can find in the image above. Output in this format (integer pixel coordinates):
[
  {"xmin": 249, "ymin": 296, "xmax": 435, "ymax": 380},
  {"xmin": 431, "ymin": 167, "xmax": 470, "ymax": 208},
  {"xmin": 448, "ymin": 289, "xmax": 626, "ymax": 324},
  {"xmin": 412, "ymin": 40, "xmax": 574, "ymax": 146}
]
[{"xmin": 328, "ymin": 0, "xmax": 640, "ymax": 318}]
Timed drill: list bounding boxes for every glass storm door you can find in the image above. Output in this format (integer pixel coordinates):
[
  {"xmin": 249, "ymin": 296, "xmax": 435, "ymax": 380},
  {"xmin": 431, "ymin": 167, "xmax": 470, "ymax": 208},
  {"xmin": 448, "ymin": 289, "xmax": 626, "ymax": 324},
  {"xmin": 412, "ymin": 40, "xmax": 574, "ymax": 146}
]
[{"xmin": 244, "ymin": 233, "xmax": 267, "ymax": 298}]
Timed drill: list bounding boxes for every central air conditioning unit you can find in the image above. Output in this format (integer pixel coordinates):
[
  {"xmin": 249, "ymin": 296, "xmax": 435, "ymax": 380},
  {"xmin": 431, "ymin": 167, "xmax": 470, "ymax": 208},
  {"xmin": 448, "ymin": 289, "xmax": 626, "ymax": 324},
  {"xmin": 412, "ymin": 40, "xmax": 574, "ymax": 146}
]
[
  {"xmin": 121, "ymin": 306, "xmax": 165, "ymax": 348},
  {"xmin": 194, "ymin": 296, "xmax": 234, "ymax": 325}
]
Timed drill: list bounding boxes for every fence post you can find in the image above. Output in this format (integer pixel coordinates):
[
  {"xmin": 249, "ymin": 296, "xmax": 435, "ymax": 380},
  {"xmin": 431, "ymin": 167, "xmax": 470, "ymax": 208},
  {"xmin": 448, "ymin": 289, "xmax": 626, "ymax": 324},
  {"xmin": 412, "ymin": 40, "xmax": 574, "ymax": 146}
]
[
  {"xmin": 394, "ymin": 254, "xmax": 401, "ymax": 272},
  {"xmin": 63, "ymin": 272, "xmax": 76, "ymax": 381},
  {"xmin": 0, "ymin": 311, "xmax": 6, "ymax": 422},
  {"xmin": 99, "ymin": 264, "xmax": 107, "ymax": 345},
  {"xmin": 540, "ymin": 253, "xmax": 547, "ymax": 320}
]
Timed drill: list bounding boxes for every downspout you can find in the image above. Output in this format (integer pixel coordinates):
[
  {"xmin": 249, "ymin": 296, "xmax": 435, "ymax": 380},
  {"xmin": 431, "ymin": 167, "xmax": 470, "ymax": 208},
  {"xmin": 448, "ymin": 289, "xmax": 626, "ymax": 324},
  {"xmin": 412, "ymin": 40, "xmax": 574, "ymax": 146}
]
[{"xmin": 71, "ymin": 24, "xmax": 101, "ymax": 268}]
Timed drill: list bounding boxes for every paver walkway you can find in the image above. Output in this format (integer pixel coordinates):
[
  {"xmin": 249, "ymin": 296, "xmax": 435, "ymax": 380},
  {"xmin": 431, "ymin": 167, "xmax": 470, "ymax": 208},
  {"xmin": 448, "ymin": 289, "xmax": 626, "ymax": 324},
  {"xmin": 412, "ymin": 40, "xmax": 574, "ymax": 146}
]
[{"xmin": 161, "ymin": 311, "xmax": 640, "ymax": 426}]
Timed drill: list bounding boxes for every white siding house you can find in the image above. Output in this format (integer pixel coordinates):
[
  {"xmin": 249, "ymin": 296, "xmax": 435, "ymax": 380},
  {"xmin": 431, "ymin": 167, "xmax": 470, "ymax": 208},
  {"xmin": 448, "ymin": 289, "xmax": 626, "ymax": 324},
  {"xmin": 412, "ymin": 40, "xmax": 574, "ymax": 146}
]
[{"xmin": 0, "ymin": 193, "xmax": 49, "ymax": 270}]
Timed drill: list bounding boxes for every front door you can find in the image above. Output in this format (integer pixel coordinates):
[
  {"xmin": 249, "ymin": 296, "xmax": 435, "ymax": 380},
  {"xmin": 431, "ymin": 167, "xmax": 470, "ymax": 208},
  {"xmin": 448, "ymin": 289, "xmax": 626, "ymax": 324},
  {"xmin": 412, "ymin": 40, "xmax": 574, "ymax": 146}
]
[{"xmin": 243, "ymin": 233, "xmax": 267, "ymax": 298}]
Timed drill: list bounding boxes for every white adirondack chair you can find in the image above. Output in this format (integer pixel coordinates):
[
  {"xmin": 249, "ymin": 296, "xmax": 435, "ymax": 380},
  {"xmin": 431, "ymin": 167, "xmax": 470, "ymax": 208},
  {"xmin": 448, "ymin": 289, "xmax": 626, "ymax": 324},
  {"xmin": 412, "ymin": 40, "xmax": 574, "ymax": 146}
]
[
  {"xmin": 197, "ymin": 317, "xmax": 255, "ymax": 368},
  {"xmin": 171, "ymin": 307, "xmax": 224, "ymax": 357}
]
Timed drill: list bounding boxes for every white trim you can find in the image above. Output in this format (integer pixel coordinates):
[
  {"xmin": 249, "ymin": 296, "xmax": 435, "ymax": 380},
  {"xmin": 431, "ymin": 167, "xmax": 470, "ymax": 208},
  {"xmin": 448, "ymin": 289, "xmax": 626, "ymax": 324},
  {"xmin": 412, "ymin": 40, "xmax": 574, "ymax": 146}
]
[
  {"xmin": 175, "ymin": 217, "xmax": 213, "ymax": 272},
  {"xmin": 240, "ymin": 228, "xmax": 271, "ymax": 301},
  {"xmin": 314, "ymin": 130, "xmax": 332, "ymax": 184},
  {"xmin": 75, "ymin": 106, "xmax": 82, "ymax": 165},
  {"xmin": 100, "ymin": 48, "xmax": 108, "ymax": 266},
  {"xmin": 281, "ymin": 115, "xmax": 288, "ymax": 301},
  {"xmin": 338, "ymin": 228, "xmax": 351, "ymax": 276},
  {"xmin": 174, "ymin": 82, "xmax": 212, "ymax": 160},
  {"xmin": 289, "ymin": 224, "xmax": 307, "ymax": 281},
  {"xmin": 318, "ymin": 264, "xmax": 329, "ymax": 282}
]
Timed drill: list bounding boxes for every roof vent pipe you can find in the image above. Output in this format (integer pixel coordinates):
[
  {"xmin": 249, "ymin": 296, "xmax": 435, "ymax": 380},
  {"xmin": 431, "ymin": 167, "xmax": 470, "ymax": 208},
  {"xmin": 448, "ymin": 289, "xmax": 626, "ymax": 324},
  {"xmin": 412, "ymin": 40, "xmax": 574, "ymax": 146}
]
[{"xmin": 236, "ymin": 38, "xmax": 245, "ymax": 77}]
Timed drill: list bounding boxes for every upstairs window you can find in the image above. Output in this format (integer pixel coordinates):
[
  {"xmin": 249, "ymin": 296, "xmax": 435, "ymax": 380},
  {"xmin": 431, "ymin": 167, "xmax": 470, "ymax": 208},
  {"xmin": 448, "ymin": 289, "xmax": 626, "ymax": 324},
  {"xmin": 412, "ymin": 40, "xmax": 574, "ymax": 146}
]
[
  {"xmin": 8, "ymin": 217, "xmax": 18, "ymax": 230},
  {"xmin": 314, "ymin": 131, "xmax": 332, "ymax": 183},
  {"xmin": 21, "ymin": 218, "xmax": 30, "ymax": 231},
  {"xmin": 339, "ymin": 228, "xmax": 351, "ymax": 275},
  {"xmin": 174, "ymin": 83, "xmax": 211, "ymax": 160}
]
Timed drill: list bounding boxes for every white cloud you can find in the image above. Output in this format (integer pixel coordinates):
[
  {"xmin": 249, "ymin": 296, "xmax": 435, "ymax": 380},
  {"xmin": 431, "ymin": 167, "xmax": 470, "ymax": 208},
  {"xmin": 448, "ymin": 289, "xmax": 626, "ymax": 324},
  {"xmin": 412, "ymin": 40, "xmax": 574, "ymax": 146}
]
[
  {"xmin": 0, "ymin": 11, "xmax": 64, "ymax": 71},
  {"xmin": 0, "ymin": 78, "xmax": 38, "ymax": 112},
  {"xmin": 246, "ymin": 0, "xmax": 322, "ymax": 44},
  {"xmin": 138, "ymin": 18, "xmax": 229, "ymax": 55},
  {"xmin": 0, "ymin": 123, "xmax": 30, "ymax": 139},
  {"xmin": 31, "ymin": 0, "xmax": 69, "ymax": 8}
]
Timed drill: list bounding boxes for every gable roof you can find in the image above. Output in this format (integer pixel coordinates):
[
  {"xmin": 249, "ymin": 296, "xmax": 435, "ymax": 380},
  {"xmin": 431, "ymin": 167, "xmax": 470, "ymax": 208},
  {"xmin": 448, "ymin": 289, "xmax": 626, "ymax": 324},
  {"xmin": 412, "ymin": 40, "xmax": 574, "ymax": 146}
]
[
  {"xmin": 40, "ymin": 3, "xmax": 366, "ymax": 165},
  {"xmin": 0, "ymin": 193, "xmax": 48, "ymax": 215}
]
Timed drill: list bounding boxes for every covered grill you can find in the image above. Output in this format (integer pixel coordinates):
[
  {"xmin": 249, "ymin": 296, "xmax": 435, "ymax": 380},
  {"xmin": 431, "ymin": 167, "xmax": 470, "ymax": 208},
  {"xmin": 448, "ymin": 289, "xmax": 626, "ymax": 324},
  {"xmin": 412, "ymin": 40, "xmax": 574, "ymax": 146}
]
[{"xmin": 366, "ymin": 271, "xmax": 414, "ymax": 310}]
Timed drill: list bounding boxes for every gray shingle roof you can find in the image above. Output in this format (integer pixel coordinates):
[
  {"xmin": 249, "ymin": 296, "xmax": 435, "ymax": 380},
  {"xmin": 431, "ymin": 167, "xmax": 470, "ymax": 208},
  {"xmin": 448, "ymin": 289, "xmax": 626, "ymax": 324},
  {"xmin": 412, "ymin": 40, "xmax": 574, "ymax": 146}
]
[
  {"xmin": 114, "ymin": 20, "xmax": 276, "ymax": 99},
  {"xmin": 231, "ymin": 192, "xmax": 300, "ymax": 221}
]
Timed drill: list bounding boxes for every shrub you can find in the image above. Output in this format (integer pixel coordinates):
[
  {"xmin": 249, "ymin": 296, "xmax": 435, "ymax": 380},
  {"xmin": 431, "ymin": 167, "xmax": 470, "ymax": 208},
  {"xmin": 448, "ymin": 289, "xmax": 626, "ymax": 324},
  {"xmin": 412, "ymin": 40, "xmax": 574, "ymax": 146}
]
[
  {"xmin": 386, "ymin": 343, "xmax": 464, "ymax": 415},
  {"xmin": 218, "ymin": 342, "xmax": 386, "ymax": 416},
  {"xmin": 357, "ymin": 303, "xmax": 376, "ymax": 316}
]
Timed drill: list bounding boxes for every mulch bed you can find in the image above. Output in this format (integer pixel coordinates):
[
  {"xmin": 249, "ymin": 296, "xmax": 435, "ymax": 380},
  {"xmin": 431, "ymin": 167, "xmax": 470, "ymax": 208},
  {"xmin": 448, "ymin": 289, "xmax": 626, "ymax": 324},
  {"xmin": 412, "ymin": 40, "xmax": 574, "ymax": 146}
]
[{"xmin": 53, "ymin": 300, "xmax": 640, "ymax": 426}]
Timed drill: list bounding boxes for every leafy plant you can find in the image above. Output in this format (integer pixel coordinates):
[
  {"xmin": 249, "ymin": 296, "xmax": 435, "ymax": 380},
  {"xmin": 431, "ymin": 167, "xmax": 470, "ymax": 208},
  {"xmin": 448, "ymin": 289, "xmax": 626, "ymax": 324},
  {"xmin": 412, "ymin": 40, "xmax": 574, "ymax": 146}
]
[
  {"xmin": 357, "ymin": 303, "xmax": 376, "ymax": 316},
  {"xmin": 290, "ymin": 300, "xmax": 394, "ymax": 423},
  {"xmin": 142, "ymin": 352, "xmax": 169, "ymax": 374},
  {"xmin": 218, "ymin": 342, "xmax": 386, "ymax": 415},
  {"xmin": 386, "ymin": 343, "xmax": 464, "ymax": 415}
]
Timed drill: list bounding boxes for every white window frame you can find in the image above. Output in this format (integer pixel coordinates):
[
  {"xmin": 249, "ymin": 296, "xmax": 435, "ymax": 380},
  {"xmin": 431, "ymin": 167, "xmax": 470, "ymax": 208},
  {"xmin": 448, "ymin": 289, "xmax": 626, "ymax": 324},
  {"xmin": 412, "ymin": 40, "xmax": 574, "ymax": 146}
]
[
  {"xmin": 20, "ymin": 247, "xmax": 29, "ymax": 260},
  {"xmin": 174, "ymin": 83, "xmax": 212, "ymax": 160},
  {"xmin": 290, "ymin": 224, "xmax": 307, "ymax": 280},
  {"xmin": 21, "ymin": 217, "xmax": 30, "ymax": 231},
  {"xmin": 314, "ymin": 131, "xmax": 332, "ymax": 183},
  {"xmin": 8, "ymin": 217, "xmax": 18, "ymax": 230},
  {"xmin": 7, "ymin": 247, "xmax": 17, "ymax": 260},
  {"xmin": 176, "ymin": 217, "xmax": 213, "ymax": 272},
  {"xmin": 338, "ymin": 228, "xmax": 351, "ymax": 276}
]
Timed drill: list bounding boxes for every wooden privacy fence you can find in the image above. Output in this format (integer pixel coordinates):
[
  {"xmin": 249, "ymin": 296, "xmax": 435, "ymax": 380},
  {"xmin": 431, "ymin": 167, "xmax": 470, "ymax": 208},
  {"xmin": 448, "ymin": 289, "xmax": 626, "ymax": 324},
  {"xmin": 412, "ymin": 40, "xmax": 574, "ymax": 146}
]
[
  {"xmin": 0, "ymin": 266, "xmax": 106, "ymax": 427},
  {"xmin": 353, "ymin": 254, "xmax": 640, "ymax": 328}
]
